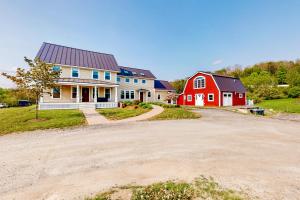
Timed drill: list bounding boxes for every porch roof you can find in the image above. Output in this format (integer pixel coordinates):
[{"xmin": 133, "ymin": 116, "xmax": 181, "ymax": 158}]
[{"xmin": 56, "ymin": 78, "xmax": 119, "ymax": 86}]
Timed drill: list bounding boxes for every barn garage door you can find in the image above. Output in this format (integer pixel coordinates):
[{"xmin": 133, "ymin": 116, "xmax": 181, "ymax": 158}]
[{"xmin": 223, "ymin": 92, "xmax": 232, "ymax": 106}]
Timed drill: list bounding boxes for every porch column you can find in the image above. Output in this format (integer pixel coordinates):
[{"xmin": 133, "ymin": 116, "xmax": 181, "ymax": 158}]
[
  {"xmin": 94, "ymin": 86, "xmax": 97, "ymax": 103},
  {"xmin": 76, "ymin": 85, "xmax": 80, "ymax": 103},
  {"xmin": 115, "ymin": 86, "xmax": 118, "ymax": 103}
]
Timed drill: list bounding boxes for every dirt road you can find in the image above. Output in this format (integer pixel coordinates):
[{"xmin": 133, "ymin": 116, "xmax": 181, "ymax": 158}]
[{"xmin": 0, "ymin": 109, "xmax": 299, "ymax": 200}]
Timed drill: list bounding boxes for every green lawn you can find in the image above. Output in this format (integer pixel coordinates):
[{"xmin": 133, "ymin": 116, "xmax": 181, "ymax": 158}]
[
  {"xmin": 0, "ymin": 106, "xmax": 86, "ymax": 135},
  {"xmin": 150, "ymin": 107, "xmax": 200, "ymax": 120},
  {"xmin": 97, "ymin": 106, "xmax": 150, "ymax": 120},
  {"xmin": 257, "ymin": 98, "xmax": 300, "ymax": 113}
]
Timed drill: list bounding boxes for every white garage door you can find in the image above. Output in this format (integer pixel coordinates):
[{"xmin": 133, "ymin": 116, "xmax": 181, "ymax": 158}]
[{"xmin": 223, "ymin": 92, "xmax": 232, "ymax": 106}]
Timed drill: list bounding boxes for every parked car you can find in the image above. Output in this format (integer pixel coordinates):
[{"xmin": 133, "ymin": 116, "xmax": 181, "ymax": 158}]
[
  {"xmin": 18, "ymin": 100, "xmax": 31, "ymax": 107},
  {"xmin": 0, "ymin": 103, "xmax": 8, "ymax": 108}
]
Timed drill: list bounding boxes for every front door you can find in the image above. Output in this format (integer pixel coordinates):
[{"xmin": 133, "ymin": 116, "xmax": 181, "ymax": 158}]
[
  {"xmin": 223, "ymin": 92, "xmax": 232, "ymax": 106},
  {"xmin": 82, "ymin": 88, "xmax": 90, "ymax": 102},
  {"xmin": 139, "ymin": 92, "xmax": 144, "ymax": 102},
  {"xmin": 195, "ymin": 94, "xmax": 204, "ymax": 106}
]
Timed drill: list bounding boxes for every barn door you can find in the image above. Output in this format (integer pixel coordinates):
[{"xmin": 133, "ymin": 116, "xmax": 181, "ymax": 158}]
[
  {"xmin": 223, "ymin": 92, "xmax": 232, "ymax": 106},
  {"xmin": 195, "ymin": 94, "xmax": 204, "ymax": 106}
]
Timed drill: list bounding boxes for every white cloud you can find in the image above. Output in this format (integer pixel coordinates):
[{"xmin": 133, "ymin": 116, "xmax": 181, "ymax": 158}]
[{"xmin": 212, "ymin": 59, "xmax": 223, "ymax": 66}]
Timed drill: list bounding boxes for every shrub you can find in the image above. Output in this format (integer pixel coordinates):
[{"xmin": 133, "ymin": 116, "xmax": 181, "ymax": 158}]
[
  {"xmin": 132, "ymin": 100, "xmax": 141, "ymax": 105},
  {"xmin": 288, "ymin": 86, "xmax": 300, "ymax": 98},
  {"xmin": 122, "ymin": 100, "xmax": 133, "ymax": 107},
  {"xmin": 138, "ymin": 102, "xmax": 152, "ymax": 109},
  {"xmin": 256, "ymin": 86, "xmax": 284, "ymax": 100},
  {"xmin": 132, "ymin": 181, "xmax": 195, "ymax": 200}
]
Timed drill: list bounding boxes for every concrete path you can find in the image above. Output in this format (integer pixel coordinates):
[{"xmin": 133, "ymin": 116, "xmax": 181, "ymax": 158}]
[
  {"xmin": 1, "ymin": 109, "xmax": 300, "ymax": 200},
  {"xmin": 82, "ymin": 105, "xmax": 164, "ymax": 125},
  {"xmin": 80, "ymin": 108, "xmax": 109, "ymax": 125}
]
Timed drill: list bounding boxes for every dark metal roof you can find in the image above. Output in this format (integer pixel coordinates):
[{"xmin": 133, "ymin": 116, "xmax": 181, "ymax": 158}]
[
  {"xmin": 117, "ymin": 66, "xmax": 156, "ymax": 79},
  {"xmin": 56, "ymin": 78, "xmax": 118, "ymax": 85},
  {"xmin": 212, "ymin": 74, "xmax": 246, "ymax": 93},
  {"xmin": 36, "ymin": 42, "xmax": 119, "ymax": 71},
  {"xmin": 154, "ymin": 80, "xmax": 175, "ymax": 91}
]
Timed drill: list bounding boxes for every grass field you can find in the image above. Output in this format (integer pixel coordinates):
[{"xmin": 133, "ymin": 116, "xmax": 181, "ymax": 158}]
[
  {"xmin": 150, "ymin": 107, "xmax": 200, "ymax": 120},
  {"xmin": 0, "ymin": 106, "xmax": 86, "ymax": 135},
  {"xmin": 97, "ymin": 106, "xmax": 150, "ymax": 120},
  {"xmin": 257, "ymin": 98, "xmax": 300, "ymax": 113}
]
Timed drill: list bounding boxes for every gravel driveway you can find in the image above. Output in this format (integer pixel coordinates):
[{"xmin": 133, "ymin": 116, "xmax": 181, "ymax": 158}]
[{"xmin": 0, "ymin": 109, "xmax": 299, "ymax": 200}]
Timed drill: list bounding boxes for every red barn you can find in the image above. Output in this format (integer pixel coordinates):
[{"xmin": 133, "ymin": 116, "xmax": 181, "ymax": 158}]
[{"xmin": 177, "ymin": 71, "xmax": 246, "ymax": 107}]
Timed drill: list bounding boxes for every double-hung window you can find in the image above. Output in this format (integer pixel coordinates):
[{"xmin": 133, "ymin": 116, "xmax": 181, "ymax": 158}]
[
  {"xmin": 125, "ymin": 78, "xmax": 130, "ymax": 83},
  {"xmin": 53, "ymin": 87, "xmax": 61, "ymax": 99},
  {"xmin": 104, "ymin": 71, "xmax": 111, "ymax": 80},
  {"xmin": 92, "ymin": 70, "xmax": 99, "ymax": 79},
  {"xmin": 72, "ymin": 68, "xmax": 79, "ymax": 78},
  {"xmin": 125, "ymin": 91, "xmax": 130, "ymax": 99},
  {"xmin": 121, "ymin": 90, "xmax": 125, "ymax": 99},
  {"xmin": 72, "ymin": 87, "xmax": 77, "ymax": 99},
  {"xmin": 208, "ymin": 94, "xmax": 214, "ymax": 101},
  {"xmin": 134, "ymin": 79, "xmax": 138, "ymax": 84},
  {"xmin": 116, "ymin": 76, "xmax": 121, "ymax": 83},
  {"xmin": 130, "ymin": 91, "xmax": 135, "ymax": 99},
  {"xmin": 105, "ymin": 88, "xmax": 111, "ymax": 100},
  {"xmin": 194, "ymin": 76, "xmax": 205, "ymax": 89}
]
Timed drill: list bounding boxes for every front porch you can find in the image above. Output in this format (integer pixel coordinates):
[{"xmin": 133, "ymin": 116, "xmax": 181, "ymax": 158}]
[
  {"xmin": 39, "ymin": 102, "xmax": 118, "ymax": 110},
  {"xmin": 39, "ymin": 78, "xmax": 119, "ymax": 110}
]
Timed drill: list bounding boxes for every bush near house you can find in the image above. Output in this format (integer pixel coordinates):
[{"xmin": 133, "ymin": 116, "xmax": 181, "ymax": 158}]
[{"xmin": 0, "ymin": 106, "xmax": 85, "ymax": 135}]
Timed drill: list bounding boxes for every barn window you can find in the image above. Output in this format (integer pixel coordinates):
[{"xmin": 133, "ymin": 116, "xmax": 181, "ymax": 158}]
[
  {"xmin": 194, "ymin": 76, "xmax": 205, "ymax": 89},
  {"xmin": 187, "ymin": 95, "xmax": 192, "ymax": 101},
  {"xmin": 239, "ymin": 93, "xmax": 243, "ymax": 98},
  {"xmin": 208, "ymin": 93, "xmax": 214, "ymax": 101}
]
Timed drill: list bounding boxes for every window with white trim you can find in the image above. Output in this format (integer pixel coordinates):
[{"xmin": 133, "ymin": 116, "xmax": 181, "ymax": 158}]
[
  {"xmin": 194, "ymin": 76, "xmax": 205, "ymax": 89},
  {"xmin": 104, "ymin": 71, "xmax": 111, "ymax": 80},
  {"xmin": 130, "ymin": 91, "xmax": 135, "ymax": 99},
  {"xmin": 239, "ymin": 93, "xmax": 243, "ymax": 98},
  {"xmin": 208, "ymin": 94, "xmax": 214, "ymax": 101},
  {"xmin": 121, "ymin": 90, "xmax": 135, "ymax": 100},
  {"xmin": 125, "ymin": 78, "xmax": 130, "ymax": 83},
  {"xmin": 72, "ymin": 68, "xmax": 79, "ymax": 78},
  {"xmin": 142, "ymin": 79, "xmax": 146, "ymax": 84},
  {"xmin": 53, "ymin": 87, "xmax": 61, "ymax": 98},
  {"xmin": 187, "ymin": 95, "xmax": 192, "ymax": 101},
  {"xmin": 92, "ymin": 70, "xmax": 99, "ymax": 79},
  {"xmin": 116, "ymin": 76, "xmax": 121, "ymax": 83},
  {"xmin": 72, "ymin": 87, "xmax": 77, "ymax": 99},
  {"xmin": 134, "ymin": 79, "xmax": 138, "ymax": 84}
]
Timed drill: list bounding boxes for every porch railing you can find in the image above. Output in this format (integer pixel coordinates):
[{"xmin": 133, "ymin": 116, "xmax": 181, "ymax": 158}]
[{"xmin": 39, "ymin": 102, "xmax": 118, "ymax": 110}]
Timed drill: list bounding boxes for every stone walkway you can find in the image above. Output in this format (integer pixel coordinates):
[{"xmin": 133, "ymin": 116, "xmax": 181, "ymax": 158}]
[{"xmin": 81, "ymin": 105, "xmax": 164, "ymax": 125}]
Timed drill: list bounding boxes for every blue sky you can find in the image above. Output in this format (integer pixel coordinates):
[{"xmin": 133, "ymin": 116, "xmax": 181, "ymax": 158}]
[{"xmin": 1, "ymin": 0, "xmax": 300, "ymax": 87}]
